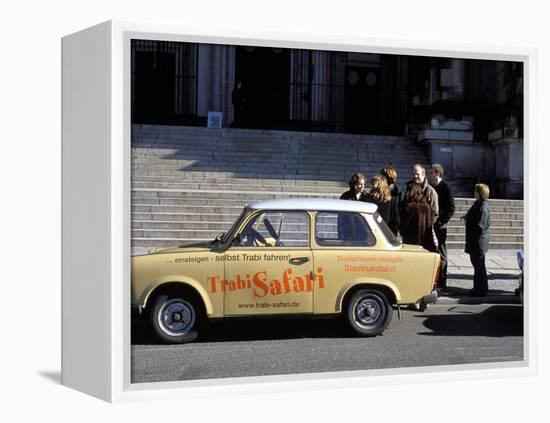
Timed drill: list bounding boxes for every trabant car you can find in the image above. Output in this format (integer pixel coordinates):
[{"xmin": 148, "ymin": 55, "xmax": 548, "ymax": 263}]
[{"xmin": 132, "ymin": 198, "xmax": 440, "ymax": 343}]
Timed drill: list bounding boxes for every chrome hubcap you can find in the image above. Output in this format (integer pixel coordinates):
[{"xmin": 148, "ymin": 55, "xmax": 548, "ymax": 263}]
[
  {"xmin": 158, "ymin": 299, "xmax": 195, "ymax": 336},
  {"xmin": 354, "ymin": 295, "xmax": 385, "ymax": 329}
]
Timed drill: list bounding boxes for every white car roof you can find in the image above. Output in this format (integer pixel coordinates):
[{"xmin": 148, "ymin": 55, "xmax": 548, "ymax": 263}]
[{"xmin": 247, "ymin": 198, "xmax": 378, "ymax": 214}]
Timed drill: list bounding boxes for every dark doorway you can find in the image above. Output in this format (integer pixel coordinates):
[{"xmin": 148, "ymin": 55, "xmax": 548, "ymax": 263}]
[
  {"xmin": 133, "ymin": 50, "xmax": 176, "ymax": 124},
  {"xmin": 235, "ymin": 46, "xmax": 290, "ymax": 129},
  {"xmin": 344, "ymin": 66, "xmax": 380, "ymax": 134}
]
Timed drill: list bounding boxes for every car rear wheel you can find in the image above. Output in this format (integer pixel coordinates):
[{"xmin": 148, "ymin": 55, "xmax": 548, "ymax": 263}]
[
  {"xmin": 346, "ymin": 289, "xmax": 393, "ymax": 336},
  {"xmin": 150, "ymin": 294, "xmax": 201, "ymax": 344}
]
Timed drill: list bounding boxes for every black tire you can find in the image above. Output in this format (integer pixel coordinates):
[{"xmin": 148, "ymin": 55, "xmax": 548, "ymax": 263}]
[
  {"xmin": 346, "ymin": 289, "xmax": 393, "ymax": 336},
  {"xmin": 150, "ymin": 294, "xmax": 202, "ymax": 344}
]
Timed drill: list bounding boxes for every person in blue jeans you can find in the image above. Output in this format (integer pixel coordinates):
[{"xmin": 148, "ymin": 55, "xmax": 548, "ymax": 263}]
[{"xmin": 462, "ymin": 184, "xmax": 491, "ymax": 296}]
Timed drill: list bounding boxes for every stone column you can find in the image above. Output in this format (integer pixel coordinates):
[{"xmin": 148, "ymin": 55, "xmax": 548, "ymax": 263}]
[
  {"xmin": 196, "ymin": 44, "xmax": 236, "ymax": 127},
  {"xmin": 490, "ymin": 131, "xmax": 524, "ymax": 199}
]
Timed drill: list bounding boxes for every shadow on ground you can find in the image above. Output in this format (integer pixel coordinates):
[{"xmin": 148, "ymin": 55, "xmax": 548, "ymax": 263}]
[
  {"xmin": 448, "ymin": 273, "xmax": 520, "ymax": 280},
  {"xmin": 132, "ymin": 315, "xmax": 348, "ymax": 345},
  {"xmin": 440, "ymin": 288, "xmax": 521, "ymax": 305},
  {"xmin": 417, "ymin": 304, "xmax": 523, "ymax": 337}
]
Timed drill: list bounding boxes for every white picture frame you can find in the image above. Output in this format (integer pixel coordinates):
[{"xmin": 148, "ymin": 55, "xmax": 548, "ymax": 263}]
[{"xmin": 62, "ymin": 20, "xmax": 536, "ymax": 403}]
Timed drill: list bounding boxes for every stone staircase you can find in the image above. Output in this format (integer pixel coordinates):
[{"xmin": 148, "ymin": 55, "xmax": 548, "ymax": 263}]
[{"xmin": 131, "ymin": 124, "xmax": 523, "ymax": 254}]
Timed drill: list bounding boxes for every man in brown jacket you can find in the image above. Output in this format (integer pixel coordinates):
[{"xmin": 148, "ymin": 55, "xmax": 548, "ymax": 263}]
[
  {"xmin": 405, "ymin": 164, "xmax": 439, "ymax": 221},
  {"xmin": 400, "ymin": 164, "xmax": 439, "ymax": 252}
]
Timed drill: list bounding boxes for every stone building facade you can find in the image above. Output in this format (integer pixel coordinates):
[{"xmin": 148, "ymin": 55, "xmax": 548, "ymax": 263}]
[{"xmin": 131, "ymin": 40, "xmax": 523, "ymax": 198}]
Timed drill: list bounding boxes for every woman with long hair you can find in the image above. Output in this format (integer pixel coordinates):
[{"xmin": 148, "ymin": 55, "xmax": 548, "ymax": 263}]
[
  {"xmin": 380, "ymin": 166, "xmax": 402, "ymax": 208},
  {"xmin": 365, "ymin": 175, "xmax": 399, "ymax": 235}
]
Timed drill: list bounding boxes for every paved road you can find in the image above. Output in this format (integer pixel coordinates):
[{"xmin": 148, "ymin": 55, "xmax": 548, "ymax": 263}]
[{"xmin": 131, "ymin": 300, "xmax": 524, "ymax": 384}]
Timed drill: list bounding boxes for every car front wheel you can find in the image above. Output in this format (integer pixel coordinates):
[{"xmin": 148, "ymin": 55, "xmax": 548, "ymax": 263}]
[
  {"xmin": 346, "ymin": 289, "xmax": 393, "ymax": 336},
  {"xmin": 150, "ymin": 294, "xmax": 201, "ymax": 344}
]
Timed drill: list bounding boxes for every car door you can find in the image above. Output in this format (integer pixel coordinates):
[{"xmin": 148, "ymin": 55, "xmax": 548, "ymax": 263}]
[
  {"xmin": 223, "ymin": 210, "xmax": 314, "ymax": 316},
  {"xmin": 312, "ymin": 211, "xmax": 380, "ymax": 314}
]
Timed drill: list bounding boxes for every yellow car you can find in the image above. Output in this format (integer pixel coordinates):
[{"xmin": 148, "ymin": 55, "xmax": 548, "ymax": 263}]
[{"xmin": 132, "ymin": 199, "xmax": 440, "ymax": 343}]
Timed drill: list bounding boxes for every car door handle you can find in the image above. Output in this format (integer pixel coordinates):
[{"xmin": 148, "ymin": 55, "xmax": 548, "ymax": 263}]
[{"xmin": 289, "ymin": 257, "xmax": 310, "ymax": 265}]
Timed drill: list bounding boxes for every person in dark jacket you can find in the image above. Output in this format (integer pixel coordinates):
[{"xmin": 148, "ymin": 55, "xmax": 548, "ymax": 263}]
[
  {"xmin": 340, "ymin": 172, "xmax": 368, "ymax": 201},
  {"xmin": 462, "ymin": 184, "xmax": 491, "ymax": 296},
  {"xmin": 365, "ymin": 175, "xmax": 400, "ymax": 235},
  {"xmin": 338, "ymin": 173, "xmax": 368, "ymax": 241},
  {"xmin": 429, "ymin": 164, "xmax": 455, "ymax": 292},
  {"xmin": 399, "ymin": 182, "xmax": 437, "ymax": 252}
]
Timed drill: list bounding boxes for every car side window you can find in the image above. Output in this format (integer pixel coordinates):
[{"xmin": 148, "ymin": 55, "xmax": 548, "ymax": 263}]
[
  {"xmin": 234, "ymin": 211, "xmax": 309, "ymax": 247},
  {"xmin": 315, "ymin": 211, "xmax": 376, "ymax": 247}
]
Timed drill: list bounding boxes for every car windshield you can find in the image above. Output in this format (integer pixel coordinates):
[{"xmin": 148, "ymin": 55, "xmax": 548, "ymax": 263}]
[
  {"xmin": 220, "ymin": 208, "xmax": 248, "ymax": 244},
  {"xmin": 373, "ymin": 212, "xmax": 401, "ymax": 247}
]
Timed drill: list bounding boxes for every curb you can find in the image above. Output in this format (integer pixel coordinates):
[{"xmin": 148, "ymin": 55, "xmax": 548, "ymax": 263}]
[{"xmin": 434, "ymin": 294, "xmax": 522, "ymax": 305}]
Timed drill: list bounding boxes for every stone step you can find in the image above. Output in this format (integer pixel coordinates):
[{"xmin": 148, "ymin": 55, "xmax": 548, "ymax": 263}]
[
  {"xmin": 131, "ymin": 145, "xmax": 428, "ymax": 155},
  {"xmin": 131, "ymin": 168, "xmax": 414, "ymax": 182},
  {"xmin": 446, "ymin": 233, "xmax": 523, "ymax": 243},
  {"xmin": 130, "ymin": 149, "xmax": 427, "ymax": 160},
  {"xmin": 140, "ymin": 138, "xmax": 413, "ymax": 149},
  {"xmin": 131, "ymin": 189, "xmax": 339, "ymax": 200},
  {"xmin": 132, "ymin": 127, "xmax": 408, "ymax": 143},
  {"xmin": 132, "ymin": 174, "xmax": 348, "ymax": 187},
  {"xmin": 452, "ymin": 198, "xmax": 524, "ymax": 206},
  {"xmin": 130, "ymin": 197, "xmax": 524, "ymax": 217},
  {"xmin": 132, "ymin": 219, "xmax": 335, "ymax": 230},
  {"xmin": 448, "ymin": 212, "xmax": 523, "ymax": 220},
  {"xmin": 131, "ymin": 181, "xmax": 345, "ymax": 193},
  {"xmin": 129, "ymin": 186, "xmax": 522, "ymax": 204},
  {"xmin": 132, "ymin": 204, "xmax": 245, "ymax": 214},
  {"xmin": 129, "ymin": 191, "xmax": 525, "ymax": 216},
  {"xmin": 132, "ymin": 131, "xmax": 411, "ymax": 143},
  {"xmin": 131, "ymin": 165, "xmax": 374, "ymax": 178},
  {"xmin": 130, "ymin": 159, "xmax": 428, "ymax": 172},
  {"xmin": 132, "ymin": 212, "xmax": 242, "ymax": 222},
  {"xmin": 447, "ymin": 241, "xmax": 524, "ymax": 250},
  {"xmin": 131, "ymin": 143, "xmax": 422, "ymax": 156},
  {"xmin": 132, "ymin": 199, "xmax": 523, "ymax": 217},
  {"xmin": 130, "ymin": 163, "xmax": 425, "ymax": 178},
  {"xmin": 131, "ymin": 171, "xmax": 414, "ymax": 185},
  {"xmin": 446, "ymin": 226, "xmax": 523, "ymax": 235},
  {"xmin": 131, "ymin": 149, "xmax": 429, "ymax": 162},
  {"xmin": 452, "ymin": 205, "xmax": 523, "ymax": 212},
  {"xmin": 131, "ymin": 145, "xmax": 423, "ymax": 159},
  {"xmin": 130, "ymin": 176, "xmax": 523, "ymax": 206}
]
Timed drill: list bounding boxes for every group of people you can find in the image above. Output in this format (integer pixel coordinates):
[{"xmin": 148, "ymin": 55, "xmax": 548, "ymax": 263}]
[{"xmin": 340, "ymin": 164, "xmax": 491, "ymax": 296}]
